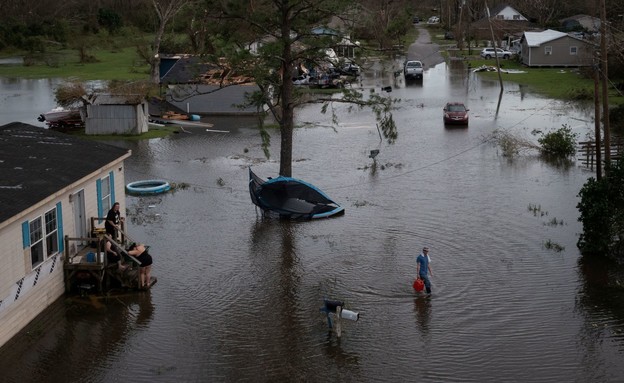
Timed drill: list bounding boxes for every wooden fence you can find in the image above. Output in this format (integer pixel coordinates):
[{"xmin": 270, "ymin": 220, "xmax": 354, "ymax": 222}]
[{"xmin": 577, "ymin": 140, "xmax": 624, "ymax": 168}]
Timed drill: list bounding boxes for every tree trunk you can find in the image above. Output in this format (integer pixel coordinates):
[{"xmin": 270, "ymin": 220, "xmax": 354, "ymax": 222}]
[
  {"xmin": 279, "ymin": 1, "xmax": 293, "ymax": 177},
  {"xmin": 150, "ymin": 22, "xmax": 166, "ymax": 84}
]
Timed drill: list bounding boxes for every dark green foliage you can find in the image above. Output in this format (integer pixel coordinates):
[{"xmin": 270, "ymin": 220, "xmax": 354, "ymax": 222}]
[
  {"xmin": 537, "ymin": 125, "xmax": 578, "ymax": 157},
  {"xmin": 23, "ymin": 36, "xmax": 46, "ymax": 53},
  {"xmin": 567, "ymin": 87, "xmax": 593, "ymax": 101},
  {"xmin": 577, "ymin": 158, "xmax": 624, "ymax": 258},
  {"xmin": 610, "ymin": 104, "xmax": 624, "ymax": 131},
  {"xmin": 0, "ymin": 19, "xmax": 69, "ymax": 50},
  {"xmin": 97, "ymin": 8, "xmax": 123, "ymax": 35}
]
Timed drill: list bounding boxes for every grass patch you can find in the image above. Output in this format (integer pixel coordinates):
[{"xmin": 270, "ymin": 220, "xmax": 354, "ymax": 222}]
[
  {"xmin": 0, "ymin": 46, "xmax": 149, "ymax": 81},
  {"xmin": 543, "ymin": 239, "xmax": 565, "ymax": 252},
  {"xmin": 458, "ymin": 55, "xmax": 624, "ymax": 105}
]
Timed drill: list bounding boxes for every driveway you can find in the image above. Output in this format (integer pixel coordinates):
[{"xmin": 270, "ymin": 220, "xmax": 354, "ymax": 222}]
[{"xmin": 406, "ymin": 25, "xmax": 445, "ymax": 69}]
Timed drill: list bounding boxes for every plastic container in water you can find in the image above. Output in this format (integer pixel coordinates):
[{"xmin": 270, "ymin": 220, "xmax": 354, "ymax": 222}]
[
  {"xmin": 413, "ymin": 279, "xmax": 424, "ymax": 291},
  {"xmin": 340, "ymin": 309, "xmax": 359, "ymax": 321}
]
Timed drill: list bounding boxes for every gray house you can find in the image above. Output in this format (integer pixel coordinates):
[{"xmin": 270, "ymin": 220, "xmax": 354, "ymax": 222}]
[
  {"xmin": 520, "ymin": 29, "xmax": 594, "ymax": 67},
  {"xmin": 84, "ymin": 94, "xmax": 149, "ymax": 135},
  {"xmin": 160, "ymin": 56, "xmax": 261, "ymax": 116}
]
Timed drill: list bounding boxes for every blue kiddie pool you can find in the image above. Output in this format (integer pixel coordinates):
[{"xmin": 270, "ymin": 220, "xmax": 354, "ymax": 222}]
[{"xmin": 126, "ymin": 179, "xmax": 171, "ymax": 195}]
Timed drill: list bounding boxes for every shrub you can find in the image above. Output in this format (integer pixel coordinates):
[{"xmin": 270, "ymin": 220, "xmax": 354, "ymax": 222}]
[
  {"xmin": 577, "ymin": 158, "xmax": 624, "ymax": 259},
  {"xmin": 610, "ymin": 104, "xmax": 624, "ymax": 131},
  {"xmin": 537, "ymin": 124, "xmax": 578, "ymax": 157},
  {"xmin": 567, "ymin": 87, "xmax": 593, "ymax": 100},
  {"xmin": 97, "ymin": 8, "xmax": 122, "ymax": 35}
]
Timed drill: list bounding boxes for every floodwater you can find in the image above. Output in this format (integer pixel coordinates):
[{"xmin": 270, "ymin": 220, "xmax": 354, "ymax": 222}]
[{"xmin": 1, "ymin": 60, "xmax": 624, "ymax": 383}]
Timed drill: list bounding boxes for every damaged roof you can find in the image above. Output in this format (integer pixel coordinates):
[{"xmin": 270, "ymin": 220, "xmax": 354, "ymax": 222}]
[{"xmin": 0, "ymin": 122, "xmax": 131, "ymax": 223}]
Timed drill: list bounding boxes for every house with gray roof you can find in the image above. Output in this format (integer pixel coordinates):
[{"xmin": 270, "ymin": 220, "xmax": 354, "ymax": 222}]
[
  {"xmin": 0, "ymin": 122, "xmax": 130, "ymax": 348},
  {"xmin": 159, "ymin": 55, "xmax": 261, "ymax": 116},
  {"xmin": 520, "ymin": 29, "xmax": 595, "ymax": 67}
]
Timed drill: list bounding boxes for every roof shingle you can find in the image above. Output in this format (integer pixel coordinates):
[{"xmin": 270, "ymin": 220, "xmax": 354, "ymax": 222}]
[{"xmin": 0, "ymin": 122, "xmax": 130, "ymax": 223}]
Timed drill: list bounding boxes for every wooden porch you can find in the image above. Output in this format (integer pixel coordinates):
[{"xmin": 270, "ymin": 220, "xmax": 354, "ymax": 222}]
[{"xmin": 63, "ymin": 217, "xmax": 156, "ymax": 295}]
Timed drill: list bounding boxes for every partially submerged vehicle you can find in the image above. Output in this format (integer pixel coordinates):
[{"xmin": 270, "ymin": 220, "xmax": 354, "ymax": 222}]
[
  {"xmin": 443, "ymin": 102, "xmax": 469, "ymax": 125},
  {"xmin": 404, "ymin": 60, "xmax": 424, "ymax": 80},
  {"xmin": 249, "ymin": 168, "xmax": 345, "ymax": 219}
]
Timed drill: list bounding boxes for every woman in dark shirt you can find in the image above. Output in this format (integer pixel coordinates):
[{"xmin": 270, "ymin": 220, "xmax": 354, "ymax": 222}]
[{"xmin": 128, "ymin": 243, "xmax": 153, "ymax": 289}]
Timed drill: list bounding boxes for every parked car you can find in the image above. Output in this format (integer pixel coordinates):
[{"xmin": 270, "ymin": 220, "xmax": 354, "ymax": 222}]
[
  {"xmin": 403, "ymin": 60, "xmax": 424, "ymax": 80},
  {"xmin": 427, "ymin": 16, "xmax": 440, "ymax": 24},
  {"xmin": 412, "ymin": 16, "xmax": 420, "ymax": 24},
  {"xmin": 339, "ymin": 61, "xmax": 360, "ymax": 76},
  {"xmin": 443, "ymin": 102, "xmax": 469, "ymax": 125},
  {"xmin": 444, "ymin": 31, "xmax": 454, "ymax": 40},
  {"xmin": 480, "ymin": 47, "xmax": 514, "ymax": 59}
]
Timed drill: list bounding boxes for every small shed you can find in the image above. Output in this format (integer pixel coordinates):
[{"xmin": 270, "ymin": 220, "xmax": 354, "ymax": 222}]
[
  {"xmin": 84, "ymin": 94, "xmax": 149, "ymax": 135},
  {"xmin": 520, "ymin": 29, "xmax": 595, "ymax": 67}
]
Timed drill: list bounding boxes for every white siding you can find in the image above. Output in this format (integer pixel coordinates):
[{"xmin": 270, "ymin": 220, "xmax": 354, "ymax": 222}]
[{"xmin": 0, "ymin": 163, "xmax": 127, "ymax": 348}]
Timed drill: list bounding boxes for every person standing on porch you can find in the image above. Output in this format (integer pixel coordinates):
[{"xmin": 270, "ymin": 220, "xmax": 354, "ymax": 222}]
[
  {"xmin": 105, "ymin": 202, "xmax": 124, "ymax": 240},
  {"xmin": 128, "ymin": 243, "xmax": 153, "ymax": 289}
]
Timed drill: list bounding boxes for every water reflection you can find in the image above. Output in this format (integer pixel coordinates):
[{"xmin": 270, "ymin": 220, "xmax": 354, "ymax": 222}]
[
  {"xmin": 575, "ymin": 255, "xmax": 624, "ymax": 380},
  {"xmin": 323, "ymin": 333, "xmax": 360, "ymax": 369},
  {"xmin": 413, "ymin": 295, "xmax": 432, "ymax": 337},
  {"xmin": 3, "ymin": 58, "xmax": 624, "ymax": 381},
  {"xmin": 0, "ymin": 292, "xmax": 154, "ymax": 383}
]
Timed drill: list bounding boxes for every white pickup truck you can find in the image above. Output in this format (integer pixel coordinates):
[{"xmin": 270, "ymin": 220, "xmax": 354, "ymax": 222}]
[{"xmin": 404, "ymin": 60, "xmax": 424, "ymax": 80}]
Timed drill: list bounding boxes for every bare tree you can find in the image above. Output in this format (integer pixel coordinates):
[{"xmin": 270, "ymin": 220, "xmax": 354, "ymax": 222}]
[{"xmin": 147, "ymin": 0, "xmax": 191, "ymax": 83}]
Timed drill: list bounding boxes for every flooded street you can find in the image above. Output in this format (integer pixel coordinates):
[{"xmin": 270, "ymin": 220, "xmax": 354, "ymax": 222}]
[{"xmin": 1, "ymin": 59, "xmax": 624, "ymax": 382}]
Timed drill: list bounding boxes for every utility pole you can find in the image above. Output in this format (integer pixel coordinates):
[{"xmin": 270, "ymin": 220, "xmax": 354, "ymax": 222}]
[
  {"xmin": 600, "ymin": 0, "xmax": 610, "ymax": 170},
  {"xmin": 594, "ymin": 52, "xmax": 602, "ymax": 180},
  {"xmin": 485, "ymin": 0, "xmax": 504, "ymax": 117},
  {"xmin": 485, "ymin": 1, "xmax": 503, "ymax": 92}
]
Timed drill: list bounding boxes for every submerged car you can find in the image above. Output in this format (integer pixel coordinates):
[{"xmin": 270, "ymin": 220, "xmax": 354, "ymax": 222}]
[{"xmin": 443, "ymin": 102, "xmax": 469, "ymax": 125}]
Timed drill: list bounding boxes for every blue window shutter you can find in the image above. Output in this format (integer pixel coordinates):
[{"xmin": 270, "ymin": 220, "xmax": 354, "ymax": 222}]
[
  {"xmin": 96, "ymin": 178, "xmax": 103, "ymax": 223},
  {"xmin": 56, "ymin": 202, "xmax": 64, "ymax": 253},
  {"xmin": 109, "ymin": 171, "xmax": 115, "ymax": 205},
  {"xmin": 22, "ymin": 220, "xmax": 30, "ymax": 249}
]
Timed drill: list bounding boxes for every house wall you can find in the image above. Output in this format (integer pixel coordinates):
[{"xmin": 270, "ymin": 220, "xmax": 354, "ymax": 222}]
[
  {"xmin": 85, "ymin": 103, "xmax": 149, "ymax": 135},
  {"xmin": 167, "ymin": 84, "xmax": 261, "ymax": 115},
  {"xmin": 0, "ymin": 163, "xmax": 127, "ymax": 348},
  {"xmin": 522, "ymin": 37, "xmax": 593, "ymax": 67},
  {"xmin": 495, "ymin": 6, "xmax": 527, "ymax": 21}
]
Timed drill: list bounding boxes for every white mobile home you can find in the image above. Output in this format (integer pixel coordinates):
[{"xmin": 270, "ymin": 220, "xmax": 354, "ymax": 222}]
[{"xmin": 0, "ymin": 122, "xmax": 130, "ymax": 348}]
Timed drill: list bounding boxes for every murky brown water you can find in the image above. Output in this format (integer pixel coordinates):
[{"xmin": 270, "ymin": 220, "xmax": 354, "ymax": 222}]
[{"xmin": 1, "ymin": 60, "xmax": 624, "ymax": 382}]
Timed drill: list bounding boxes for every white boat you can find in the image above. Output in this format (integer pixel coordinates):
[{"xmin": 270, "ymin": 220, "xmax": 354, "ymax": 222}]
[{"xmin": 37, "ymin": 107, "xmax": 81, "ymax": 123}]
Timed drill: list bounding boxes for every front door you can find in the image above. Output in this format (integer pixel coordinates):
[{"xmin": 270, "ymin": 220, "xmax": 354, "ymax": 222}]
[{"xmin": 72, "ymin": 189, "xmax": 87, "ymax": 250}]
